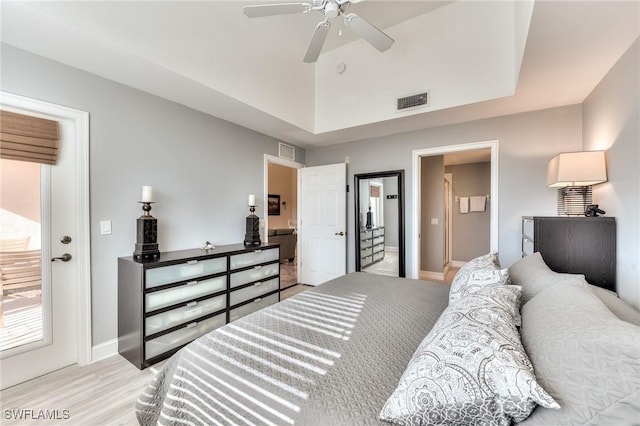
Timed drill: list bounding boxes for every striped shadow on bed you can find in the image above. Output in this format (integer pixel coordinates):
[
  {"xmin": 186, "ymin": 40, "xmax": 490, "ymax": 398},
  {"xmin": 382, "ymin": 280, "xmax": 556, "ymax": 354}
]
[{"xmin": 136, "ymin": 272, "xmax": 450, "ymax": 426}]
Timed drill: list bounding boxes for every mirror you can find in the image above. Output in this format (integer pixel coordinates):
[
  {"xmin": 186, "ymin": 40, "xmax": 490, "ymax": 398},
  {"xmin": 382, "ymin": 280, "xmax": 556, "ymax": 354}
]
[{"xmin": 354, "ymin": 170, "xmax": 405, "ymax": 277}]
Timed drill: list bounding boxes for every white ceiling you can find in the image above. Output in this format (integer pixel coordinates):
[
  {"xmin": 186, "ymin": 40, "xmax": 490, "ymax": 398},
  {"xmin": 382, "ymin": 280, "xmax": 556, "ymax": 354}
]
[{"xmin": 1, "ymin": 1, "xmax": 638, "ymax": 148}]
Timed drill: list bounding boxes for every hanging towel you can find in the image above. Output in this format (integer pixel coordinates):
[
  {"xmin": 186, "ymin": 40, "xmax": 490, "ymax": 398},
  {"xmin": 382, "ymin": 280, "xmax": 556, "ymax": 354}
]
[
  {"xmin": 470, "ymin": 196, "xmax": 487, "ymax": 212},
  {"xmin": 459, "ymin": 196, "xmax": 469, "ymax": 214}
]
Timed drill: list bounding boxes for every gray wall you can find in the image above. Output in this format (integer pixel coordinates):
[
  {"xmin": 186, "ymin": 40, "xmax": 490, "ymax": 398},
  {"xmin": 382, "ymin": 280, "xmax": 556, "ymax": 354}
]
[
  {"xmin": 582, "ymin": 39, "xmax": 639, "ymax": 309},
  {"xmin": 445, "ymin": 162, "xmax": 491, "ymax": 262},
  {"xmin": 1, "ymin": 44, "xmax": 305, "ymax": 346},
  {"xmin": 420, "ymin": 156, "xmax": 445, "ymax": 271},
  {"xmin": 306, "ymin": 105, "xmax": 583, "ymax": 276}
]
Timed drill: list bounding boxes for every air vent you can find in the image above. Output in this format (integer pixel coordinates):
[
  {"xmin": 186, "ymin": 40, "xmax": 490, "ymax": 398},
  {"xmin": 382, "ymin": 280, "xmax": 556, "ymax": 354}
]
[
  {"xmin": 279, "ymin": 142, "xmax": 295, "ymax": 161},
  {"xmin": 397, "ymin": 91, "xmax": 429, "ymax": 111}
]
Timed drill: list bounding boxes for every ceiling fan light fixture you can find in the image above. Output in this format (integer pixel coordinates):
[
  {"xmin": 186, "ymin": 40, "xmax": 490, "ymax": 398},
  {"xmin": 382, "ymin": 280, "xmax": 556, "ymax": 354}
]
[{"xmin": 324, "ymin": 2, "xmax": 339, "ymax": 19}]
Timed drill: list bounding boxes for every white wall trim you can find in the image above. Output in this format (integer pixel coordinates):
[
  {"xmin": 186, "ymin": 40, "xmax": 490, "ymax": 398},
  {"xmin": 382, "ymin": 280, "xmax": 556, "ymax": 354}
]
[
  {"xmin": 451, "ymin": 260, "xmax": 467, "ymax": 268},
  {"xmin": 1, "ymin": 91, "xmax": 92, "ymax": 366},
  {"xmin": 385, "ymin": 246, "xmax": 399, "ymax": 253},
  {"xmin": 419, "ymin": 270, "xmax": 445, "ymax": 281},
  {"xmin": 412, "ymin": 140, "xmax": 499, "ymax": 279},
  {"xmin": 263, "ymin": 154, "xmax": 305, "ymax": 233},
  {"xmin": 91, "ymin": 338, "xmax": 118, "ymax": 363}
]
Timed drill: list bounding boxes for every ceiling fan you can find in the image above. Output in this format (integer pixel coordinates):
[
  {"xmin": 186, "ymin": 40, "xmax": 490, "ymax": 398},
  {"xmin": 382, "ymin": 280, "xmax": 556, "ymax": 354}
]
[{"xmin": 243, "ymin": 0, "xmax": 394, "ymax": 63}]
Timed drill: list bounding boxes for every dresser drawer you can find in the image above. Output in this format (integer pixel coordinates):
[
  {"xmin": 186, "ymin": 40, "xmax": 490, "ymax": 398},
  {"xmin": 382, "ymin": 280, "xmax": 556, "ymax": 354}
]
[
  {"xmin": 230, "ymin": 262, "xmax": 279, "ymax": 288},
  {"xmin": 146, "ymin": 257, "xmax": 226, "ymax": 289},
  {"xmin": 145, "ymin": 294, "xmax": 226, "ymax": 336},
  {"xmin": 360, "ymin": 230, "xmax": 373, "ymax": 240},
  {"xmin": 229, "ymin": 293, "xmax": 279, "ymax": 322},
  {"xmin": 522, "ymin": 217, "xmax": 534, "ymax": 240},
  {"xmin": 373, "ymin": 236, "xmax": 384, "ymax": 245},
  {"xmin": 373, "ymin": 228, "xmax": 384, "ymax": 237},
  {"xmin": 373, "ymin": 251, "xmax": 385, "ymax": 262},
  {"xmin": 230, "ymin": 248, "xmax": 279, "ymax": 270},
  {"xmin": 145, "ymin": 312, "xmax": 225, "ymax": 360},
  {"xmin": 145, "ymin": 275, "xmax": 226, "ymax": 312},
  {"xmin": 361, "ymin": 247, "xmax": 373, "ymax": 257},
  {"xmin": 362, "ymin": 255, "xmax": 373, "ymax": 267},
  {"xmin": 230, "ymin": 277, "xmax": 279, "ymax": 307},
  {"xmin": 522, "ymin": 235, "xmax": 534, "ymax": 257}
]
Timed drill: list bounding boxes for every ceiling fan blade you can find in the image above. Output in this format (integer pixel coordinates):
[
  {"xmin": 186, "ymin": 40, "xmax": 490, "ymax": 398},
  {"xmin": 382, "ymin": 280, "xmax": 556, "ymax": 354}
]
[
  {"xmin": 304, "ymin": 20, "xmax": 331, "ymax": 63},
  {"xmin": 343, "ymin": 13, "xmax": 394, "ymax": 52},
  {"xmin": 243, "ymin": 3, "xmax": 311, "ymax": 18}
]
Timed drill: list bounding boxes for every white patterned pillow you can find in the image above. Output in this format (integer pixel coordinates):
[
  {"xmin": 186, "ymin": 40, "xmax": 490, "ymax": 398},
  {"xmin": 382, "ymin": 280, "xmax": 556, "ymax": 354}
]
[
  {"xmin": 449, "ymin": 252, "xmax": 505, "ymax": 304},
  {"xmin": 379, "ymin": 285, "xmax": 558, "ymax": 425}
]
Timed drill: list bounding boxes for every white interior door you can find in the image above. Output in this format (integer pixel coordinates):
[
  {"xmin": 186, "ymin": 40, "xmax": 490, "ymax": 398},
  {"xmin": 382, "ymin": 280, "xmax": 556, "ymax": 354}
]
[
  {"xmin": 298, "ymin": 163, "xmax": 346, "ymax": 286},
  {"xmin": 0, "ymin": 94, "xmax": 90, "ymax": 389}
]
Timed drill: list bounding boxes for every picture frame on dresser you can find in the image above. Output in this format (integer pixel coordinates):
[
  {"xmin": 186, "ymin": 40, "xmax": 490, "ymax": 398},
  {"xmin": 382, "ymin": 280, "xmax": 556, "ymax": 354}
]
[{"xmin": 118, "ymin": 243, "xmax": 280, "ymax": 369}]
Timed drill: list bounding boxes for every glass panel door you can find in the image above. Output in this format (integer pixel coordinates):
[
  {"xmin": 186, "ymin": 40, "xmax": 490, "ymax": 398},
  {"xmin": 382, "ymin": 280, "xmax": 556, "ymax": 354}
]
[{"xmin": 0, "ymin": 158, "xmax": 47, "ymax": 354}]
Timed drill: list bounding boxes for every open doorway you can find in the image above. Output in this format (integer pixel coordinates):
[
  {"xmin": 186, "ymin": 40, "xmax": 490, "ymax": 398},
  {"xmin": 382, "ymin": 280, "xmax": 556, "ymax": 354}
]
[
  {"xmin": 264, "ymin": 155, "xmax": 303, "ymax": 291},
  {"xmin": 411, "ymin": 141, "xmax": 498, "ymax": 281}
]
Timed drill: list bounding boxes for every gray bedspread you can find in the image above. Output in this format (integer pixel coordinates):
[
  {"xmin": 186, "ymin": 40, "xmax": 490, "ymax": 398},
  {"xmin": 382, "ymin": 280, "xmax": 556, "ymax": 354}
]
[{"xmin": 136, "ymin": 272, "xmax": 450, "ymax": 426}]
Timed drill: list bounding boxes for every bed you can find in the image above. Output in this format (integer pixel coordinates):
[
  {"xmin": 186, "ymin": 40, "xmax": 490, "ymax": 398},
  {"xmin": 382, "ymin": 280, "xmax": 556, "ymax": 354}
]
[{"xmin": 136, "ymin": 253, "xmax": 640, "ymax": 426}]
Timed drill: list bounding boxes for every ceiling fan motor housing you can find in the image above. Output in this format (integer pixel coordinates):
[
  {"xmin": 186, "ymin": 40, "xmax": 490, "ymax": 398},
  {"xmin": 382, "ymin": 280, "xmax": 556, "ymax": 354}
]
[{"xmin": 324, "ymin": 2, "xmax": 339, "ymax": 19}]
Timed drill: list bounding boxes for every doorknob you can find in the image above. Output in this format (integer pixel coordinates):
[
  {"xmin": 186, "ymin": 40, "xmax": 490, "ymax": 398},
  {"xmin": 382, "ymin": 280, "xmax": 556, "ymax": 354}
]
[
  {"xmin": 52, "ymin": 253, "xmax": 72, "ymax": 262},
  {"xmin": 335, "ymin": 231, "xmax": 345, "ymax": 236}
]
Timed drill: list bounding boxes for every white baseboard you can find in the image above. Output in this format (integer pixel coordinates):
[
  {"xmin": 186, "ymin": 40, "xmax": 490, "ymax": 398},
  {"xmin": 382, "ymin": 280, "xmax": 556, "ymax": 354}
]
[
  {"xmin": 385, "ymin": 246, "xmax": 399, "ymax": 253},
  {"xmin": 91, "ymin": 338, "xmax": 118, "ymax": 363},
  {"xmin": 419, "ymin": 270, "xmax": 445, "ymax": 281},
  {"xmin": 451, "ymin": 260, "xmax": 467, "ymax": 268}
]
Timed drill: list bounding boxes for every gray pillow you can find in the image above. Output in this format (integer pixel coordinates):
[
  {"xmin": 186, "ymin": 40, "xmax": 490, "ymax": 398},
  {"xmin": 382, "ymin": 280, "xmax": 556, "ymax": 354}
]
[
  {"xmin": 449, "ymin": 252, "xmax": 502, "ymax": 304},
  {"xmin": 508, "ymin": 252, "xmax": 586, "ymax": 304},
  {"xmin": 379, "ymin": 285, "xmax": 558, "ymax": 425},
  {"xmin": 519, "ymin": 284, "xmax": 640, "ymax": 425},
  {"xmin": 589, "ymin": 284, "xmax": 640, "ymax": 326}
]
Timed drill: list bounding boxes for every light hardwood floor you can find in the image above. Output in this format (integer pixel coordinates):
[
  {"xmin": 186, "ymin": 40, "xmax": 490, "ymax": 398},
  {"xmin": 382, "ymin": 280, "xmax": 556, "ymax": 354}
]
[{"xmin": 0, "ymin": 354, "xmax": 161, "ymax": 425}]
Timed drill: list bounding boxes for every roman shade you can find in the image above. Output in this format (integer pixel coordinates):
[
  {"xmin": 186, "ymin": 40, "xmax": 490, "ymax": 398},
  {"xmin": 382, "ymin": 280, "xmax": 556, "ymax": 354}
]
[{"xmin": 0, "ymin": 110, "xmax": 59, "ymax": 165}]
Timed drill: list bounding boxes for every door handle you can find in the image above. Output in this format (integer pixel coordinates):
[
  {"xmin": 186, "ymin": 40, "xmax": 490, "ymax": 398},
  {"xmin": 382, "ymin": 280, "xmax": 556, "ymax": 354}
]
[
  {"xmin": 52, "ymin": 253, "xmax": 72, "ymax": 262},
  {"xmin": 335, "ymin": 231, "xmax": 345, "ymax": 236}
]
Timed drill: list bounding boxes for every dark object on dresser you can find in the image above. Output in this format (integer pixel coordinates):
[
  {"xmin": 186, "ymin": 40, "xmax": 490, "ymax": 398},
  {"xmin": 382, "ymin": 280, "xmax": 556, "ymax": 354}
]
[
  {"xmin": 267, "ymin": 228, "xmax": 297, "ymax": 261},
  {"xmin": 521, "ymin": 216, "xmax": 616, "ymax": 292},
  {"xmin": 585, "ymin": 204, "xmax": 606, "ymax": 217},
  {"xmin": 118, "ymin": 243, "xmax": 280, "ymax": 369}
]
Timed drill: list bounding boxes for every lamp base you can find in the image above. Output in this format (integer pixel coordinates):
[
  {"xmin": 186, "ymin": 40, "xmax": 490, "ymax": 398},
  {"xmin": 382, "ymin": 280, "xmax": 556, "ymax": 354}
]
[
  {"xmin": 244, "ymin": 213, "xmax": 261, "ymax": 247},
  {"xmin": 557, "ymin": 186, "xmax": 592, "ymax": 216},
  {"xmin": 134, "ymin": 214, "xmax": 160, "ymax": 261},
  {"xmin": 133, "ymin": 243, "xmax": 160, "ymax": 261}
]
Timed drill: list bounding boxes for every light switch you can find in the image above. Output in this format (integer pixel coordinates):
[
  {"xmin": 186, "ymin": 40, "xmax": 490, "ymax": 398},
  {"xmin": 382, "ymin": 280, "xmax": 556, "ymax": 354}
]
[
  {"xmin": 100, "ymin": 220, "xmax": 112, "ymax": 235},
  {"xmin": 431, "ymin": 218, "xmax": 439, "ymax": 225}
]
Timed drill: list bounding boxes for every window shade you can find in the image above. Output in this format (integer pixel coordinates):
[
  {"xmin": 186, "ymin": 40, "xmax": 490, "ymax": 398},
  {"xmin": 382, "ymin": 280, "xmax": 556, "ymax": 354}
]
[
  {"xmin": 0, "ymin": 110, "xmax": 59, "ymax": 165},
  {"xmin": 370, "ymin": 186, "xmax": 380, "ymax": 198}
]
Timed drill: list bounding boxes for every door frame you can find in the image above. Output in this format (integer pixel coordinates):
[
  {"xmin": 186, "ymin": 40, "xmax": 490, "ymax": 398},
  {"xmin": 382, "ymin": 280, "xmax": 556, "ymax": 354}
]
[
  {"xmin": 263, "ymin": 154, "xmax": 304, "ymax": 282},
  {"xmin": 444, "ymin": 172, "xmax": 453, "ymax": 271},
  {"xmin": 263, "ymin": 154, "xmax": 305, "ymax": 235},
  {"xmin": 1, "ymin": 91, "xmax": 91, "ymax": 366},
  {"xmin": 411, "ymin": 140, "xmax": 499, "ymax": 279}
]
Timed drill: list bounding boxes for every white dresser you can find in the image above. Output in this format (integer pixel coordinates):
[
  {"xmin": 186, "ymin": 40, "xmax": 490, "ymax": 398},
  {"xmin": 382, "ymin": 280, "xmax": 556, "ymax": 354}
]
[{"xmin": 118, "ymin": 243, "xmax": 280, "ymax": 369}]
